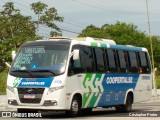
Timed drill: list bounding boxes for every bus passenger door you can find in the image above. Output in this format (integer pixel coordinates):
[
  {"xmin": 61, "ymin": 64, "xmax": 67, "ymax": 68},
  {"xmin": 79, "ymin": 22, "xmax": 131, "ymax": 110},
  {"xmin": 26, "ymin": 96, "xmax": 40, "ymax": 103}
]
[{"xmin": 66, "ymin": 45, "xmax": 83, "ymax": 107}]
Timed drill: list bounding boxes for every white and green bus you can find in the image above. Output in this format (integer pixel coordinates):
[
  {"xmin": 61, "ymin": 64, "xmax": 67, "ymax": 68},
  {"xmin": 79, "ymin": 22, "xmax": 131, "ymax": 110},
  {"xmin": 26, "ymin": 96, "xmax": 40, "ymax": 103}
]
[{"xmin": 7, "ymin": 37, "xmax": 152, "ymax": 117}]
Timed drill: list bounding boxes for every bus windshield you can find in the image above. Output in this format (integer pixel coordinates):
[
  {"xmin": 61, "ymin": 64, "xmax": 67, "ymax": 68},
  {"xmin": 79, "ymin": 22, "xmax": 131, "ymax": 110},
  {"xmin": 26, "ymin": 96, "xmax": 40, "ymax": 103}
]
[{"xmin": 10, "ymin": 44, "xmax": 69, "ymax": 77}]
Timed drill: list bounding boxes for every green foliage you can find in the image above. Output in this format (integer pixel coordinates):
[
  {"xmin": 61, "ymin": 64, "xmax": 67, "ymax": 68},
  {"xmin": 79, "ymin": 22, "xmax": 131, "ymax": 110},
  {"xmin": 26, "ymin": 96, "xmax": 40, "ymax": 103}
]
[
  {"xmin": 0, "ymin": 69, "xmax": 8, "ymax": 95},
  {"xmin": 0, "ymin": 1, "xmax": 63, "ymax": 94},
  {"xmin": 31, "ymin": 1, "xmax": 63, "ymax": 36},
  {"xmin": 80, "ymin": 25, "xmax": 104, "ymax": 38},
  {"xmin": 156, "ymin": 75, "xmax": 160, "ymax": 89},
  {"xmin": 0, "ymin": 2, "xmax": 37, "ymax": 71}
]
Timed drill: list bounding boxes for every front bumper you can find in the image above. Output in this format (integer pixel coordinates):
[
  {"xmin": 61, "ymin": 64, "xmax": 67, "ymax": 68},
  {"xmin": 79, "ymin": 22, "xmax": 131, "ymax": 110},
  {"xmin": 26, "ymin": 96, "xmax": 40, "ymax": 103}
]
[{"xmin": 7, "ymin": 87, "xmax": 68, "ymax": 110}]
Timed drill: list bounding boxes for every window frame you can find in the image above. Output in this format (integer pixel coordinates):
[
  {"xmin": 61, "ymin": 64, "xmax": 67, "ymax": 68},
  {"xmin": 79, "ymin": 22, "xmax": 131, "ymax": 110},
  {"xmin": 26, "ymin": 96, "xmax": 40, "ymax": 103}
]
[
  {"xmin": 93, "ymin": 47, "xmax": 106, "ymax": 73},
  {"xmin": 106, "ymin": 49, "xmax": 117, "ymax": 73},
  {"xmin": 128, "ymin": 51, "xmax": 139, "ymax": 73}
]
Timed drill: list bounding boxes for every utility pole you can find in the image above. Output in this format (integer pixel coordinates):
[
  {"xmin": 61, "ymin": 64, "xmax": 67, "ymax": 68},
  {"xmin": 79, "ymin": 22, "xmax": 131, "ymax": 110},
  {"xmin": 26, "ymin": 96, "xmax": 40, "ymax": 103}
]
[{"xmin": 145, "ymin": 0, "xmax": 157, "ymax": 96}]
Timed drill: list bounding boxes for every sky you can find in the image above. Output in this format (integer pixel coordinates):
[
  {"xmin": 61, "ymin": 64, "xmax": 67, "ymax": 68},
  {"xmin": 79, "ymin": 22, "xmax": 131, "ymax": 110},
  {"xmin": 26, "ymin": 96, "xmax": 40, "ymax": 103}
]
[{"xmin": 0, "ymin": 0, "xmax": 159, "ymax": 38}]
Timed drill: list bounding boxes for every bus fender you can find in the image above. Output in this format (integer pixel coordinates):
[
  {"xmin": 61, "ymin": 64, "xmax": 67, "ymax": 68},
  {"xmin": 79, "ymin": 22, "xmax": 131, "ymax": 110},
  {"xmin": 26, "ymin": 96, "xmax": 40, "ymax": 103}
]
[
  {"xmin": 66, "ymin": 90, "xmax": 82, "ymax": 109},
  {"xmin": 124, "ymin": 89, "xmax": 134, "ymax": 104}
]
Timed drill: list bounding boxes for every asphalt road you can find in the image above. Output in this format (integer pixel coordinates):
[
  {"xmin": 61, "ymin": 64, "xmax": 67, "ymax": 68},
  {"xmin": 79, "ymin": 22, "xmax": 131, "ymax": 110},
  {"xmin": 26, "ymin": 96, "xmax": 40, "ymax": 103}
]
[{"xmin": 0, "ymin": 97, "xmax": 160, "ymax": 120}]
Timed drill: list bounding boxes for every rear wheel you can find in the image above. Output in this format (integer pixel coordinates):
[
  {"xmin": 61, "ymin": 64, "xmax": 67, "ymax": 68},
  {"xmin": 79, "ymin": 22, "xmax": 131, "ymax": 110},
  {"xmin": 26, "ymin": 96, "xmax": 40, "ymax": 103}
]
[
  {"xmin": 123, "ymin": 95, "xmax": 132, "ymax": 112},
  {"xmin": 66, "ymin": 96, "xmax": 80, "ymax": 117},
  {"xmin": 115, "ymin": 95, "xmax": 132, "ymax": 112}
]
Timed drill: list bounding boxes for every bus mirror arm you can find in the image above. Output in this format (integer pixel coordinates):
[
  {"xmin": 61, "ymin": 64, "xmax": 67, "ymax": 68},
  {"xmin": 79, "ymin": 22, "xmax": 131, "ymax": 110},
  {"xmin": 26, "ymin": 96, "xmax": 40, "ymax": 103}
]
[
  {"xmin": 70, "ymin": 49, "xmax": 79, "ymax": 60},
  {"xmin": 5, "ymin": 62, "xmax": 11, "ymax": 68}
]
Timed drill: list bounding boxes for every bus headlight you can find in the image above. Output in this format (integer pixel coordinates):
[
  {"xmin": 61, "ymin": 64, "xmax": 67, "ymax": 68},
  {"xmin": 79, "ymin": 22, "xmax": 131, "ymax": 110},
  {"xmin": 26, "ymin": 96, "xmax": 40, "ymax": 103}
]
[
  {"xmin": 7, "ymin": 86, "xmax": 14, "ymax": 94},
  {"xmin": 47, "ymin": 86, "xmax": 64, "ymax": 95}
]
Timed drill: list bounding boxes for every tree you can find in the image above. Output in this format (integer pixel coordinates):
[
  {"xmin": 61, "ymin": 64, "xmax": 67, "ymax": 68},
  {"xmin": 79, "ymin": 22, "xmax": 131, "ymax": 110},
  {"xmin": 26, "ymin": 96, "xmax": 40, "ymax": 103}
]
[
  {"xmin": 79, "ymin": 24, "xmax": 105, "ymax": 38},
  {"xmin": 0, "ymin": 2, "xmax": 20, "ymax": 39},
  {"xmin": 0, "ymin": 1, "xmax": 64, "ymax": 94},
  {"xmin": 31, "ymin": 1, "xmax": 63, "ymax": 36},
  {"xmin": 0, "ymin": 2, "xmax": 37, "ymax": 71}
]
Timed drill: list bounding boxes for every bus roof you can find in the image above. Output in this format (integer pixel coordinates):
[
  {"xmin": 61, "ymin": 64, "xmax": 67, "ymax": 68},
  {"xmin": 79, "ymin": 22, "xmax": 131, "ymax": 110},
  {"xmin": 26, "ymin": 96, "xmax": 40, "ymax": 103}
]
[
  {"xmin": 22, "ymin": 37, "xmax": 148, "ymax": 52},
  {"xmin": 74, "ymin": 37, "xmax": 116, "ymax": 45},
  {"xmin": 72, "ymin": 37, "xmax": 147, "ymax": 52}
]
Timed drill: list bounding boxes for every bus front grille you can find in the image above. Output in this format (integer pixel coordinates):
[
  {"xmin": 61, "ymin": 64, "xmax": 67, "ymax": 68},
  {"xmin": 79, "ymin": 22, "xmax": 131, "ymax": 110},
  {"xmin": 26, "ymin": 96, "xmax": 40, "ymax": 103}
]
[
  {"xmin": 17, "ymin": 88, "xmax": 45, "ymax": 104},
  {"xmin": 19, "ymin": 98, "xmax": 41, "ymax": 103},
  {"xmin": 17, "ymin": 88, "xmax": 44, "ymax": 94}
]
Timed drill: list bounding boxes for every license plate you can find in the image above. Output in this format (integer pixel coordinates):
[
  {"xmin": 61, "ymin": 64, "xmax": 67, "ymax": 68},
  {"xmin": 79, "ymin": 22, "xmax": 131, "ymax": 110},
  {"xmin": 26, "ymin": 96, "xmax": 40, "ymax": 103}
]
[{"xmin": 24, "ymin": 94, "xmax": 35, "ymax": 99}]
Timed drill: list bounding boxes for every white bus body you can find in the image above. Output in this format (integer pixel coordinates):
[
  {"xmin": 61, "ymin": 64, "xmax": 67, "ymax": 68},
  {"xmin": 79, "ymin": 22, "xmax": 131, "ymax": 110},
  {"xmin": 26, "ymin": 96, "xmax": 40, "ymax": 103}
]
[{"xmin": 7, "ymin": 37, "xmax": 152, "ymax": 117}]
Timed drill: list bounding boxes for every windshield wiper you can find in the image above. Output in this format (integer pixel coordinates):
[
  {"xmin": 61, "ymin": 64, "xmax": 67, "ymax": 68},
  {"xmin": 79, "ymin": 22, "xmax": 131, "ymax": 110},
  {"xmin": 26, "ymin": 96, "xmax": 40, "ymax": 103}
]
[
  {"xmin": 11, "ymin": 70, "xmax": 34, "ymax": 77},
  {"xmin": 31, "ymin": 69, "xmax": 55, "ymax": 76}
]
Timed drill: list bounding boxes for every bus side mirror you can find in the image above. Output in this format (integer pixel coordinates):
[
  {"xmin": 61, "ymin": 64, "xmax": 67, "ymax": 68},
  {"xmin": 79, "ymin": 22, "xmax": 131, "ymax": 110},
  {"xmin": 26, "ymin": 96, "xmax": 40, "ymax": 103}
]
[
  {"xmin": 73, "ymin": 49, "xmax": 79, "ymax": 60},
  {"xmin": 12, "ymin": 51, "xmax": 16, "ymax": 60}
]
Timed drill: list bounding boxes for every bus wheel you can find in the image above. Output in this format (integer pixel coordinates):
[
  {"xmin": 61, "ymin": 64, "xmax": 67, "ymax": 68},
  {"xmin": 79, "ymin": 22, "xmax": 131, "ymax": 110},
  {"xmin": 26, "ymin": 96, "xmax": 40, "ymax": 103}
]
[
  {"xmin": 66, "ymin": 96, "xmax": 80, "ymax": 117},
  {"xmin": 115, "ymin": 95, "xmax": 132, "ymax": 112},
  {"xmin": 122, "ymin": 95, "xmax": 132, "ymax": 112}
]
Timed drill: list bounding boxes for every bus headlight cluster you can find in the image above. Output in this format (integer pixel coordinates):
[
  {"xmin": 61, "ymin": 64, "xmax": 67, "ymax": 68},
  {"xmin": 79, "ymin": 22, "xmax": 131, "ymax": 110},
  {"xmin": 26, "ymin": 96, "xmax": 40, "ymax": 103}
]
[
  {"xmin": 47, "ymin": 86, "xmax": 64, "ymax": 95},
  {"xmin": 7, "ymin": 86, "xmax": 15, "ymax": 94}
]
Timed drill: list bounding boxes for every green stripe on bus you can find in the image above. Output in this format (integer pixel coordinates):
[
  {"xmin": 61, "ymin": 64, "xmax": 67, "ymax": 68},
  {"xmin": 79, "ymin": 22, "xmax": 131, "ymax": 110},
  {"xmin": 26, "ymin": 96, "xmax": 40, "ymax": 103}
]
[
  {"xmin": 88, "ymin": 93, "xmax": 99, "ymax": 108},
  {"xmin": 83, "ymin": 74, "xmax": 92, "ymax": 88},
  {"xmin": 91, "ymin": 42, "xmax": 98, "ymax": 47},
  {"xmin": 93, "ymin": 74, "xmax": 102, "ymax": 88},
  {"xmin": 82, "ymin": 74, "xmax": 93, "ymax": 107},
  {"xmin": 100, "ymin": 43, "xmax": 107, "ymax": 48}
]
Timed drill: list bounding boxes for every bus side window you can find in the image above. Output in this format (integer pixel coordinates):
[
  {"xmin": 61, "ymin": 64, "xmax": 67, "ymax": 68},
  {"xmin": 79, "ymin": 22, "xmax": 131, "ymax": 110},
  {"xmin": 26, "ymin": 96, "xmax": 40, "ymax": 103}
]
[
  {"xmin": 145, "ymin": 53, "xmax": 151, "ymax": 73},
  {"xmin": 68, "ymin": 45, "xmax": 82, "ymax": 76},
  {"xmin": 106, "ymin": 49, "xmax": 117, "ymax": 73},
  {"xmin": 80, "ymin": 46, "xmax": 94, "ymax": 73},
  {"xmin": 93, "ymin": 48, "xmax": 105, "ymax": 73},
  {"xmin": 117, "ymin": 50, "xmax": 127, "ymax": 73},
  {"xmin": 138, "ymin": 52, "xmax": 151, "ymax": 73},
  {"xmin": 128, "ymin": 51, "xmax": 138, "ymax": 73}
]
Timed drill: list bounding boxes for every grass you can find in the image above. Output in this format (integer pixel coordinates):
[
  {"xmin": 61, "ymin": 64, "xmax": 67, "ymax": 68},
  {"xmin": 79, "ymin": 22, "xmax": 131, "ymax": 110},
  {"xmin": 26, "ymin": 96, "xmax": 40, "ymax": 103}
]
[
  {"xmin": 156, "ymin": 75, "xmax": 160, "ymax": 89},
  {"xmin": 0, "ymin": 69, "xmax": 8, "ymax": 95}
]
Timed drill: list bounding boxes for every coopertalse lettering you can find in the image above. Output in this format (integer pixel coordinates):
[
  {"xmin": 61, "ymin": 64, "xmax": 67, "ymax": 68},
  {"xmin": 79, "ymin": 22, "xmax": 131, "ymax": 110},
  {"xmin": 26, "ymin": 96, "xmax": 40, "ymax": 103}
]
[
  {"xmin": 106, "ymin": 77, "xmax": 133, "ymax": 84},
  {"xmin": 21, "ymin": 82, "xmax": 45, "ymax": 86}
]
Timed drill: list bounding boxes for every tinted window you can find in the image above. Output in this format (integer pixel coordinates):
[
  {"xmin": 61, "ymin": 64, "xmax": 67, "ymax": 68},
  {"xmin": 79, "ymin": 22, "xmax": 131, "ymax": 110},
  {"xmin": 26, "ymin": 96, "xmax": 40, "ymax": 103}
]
[
  {"xmin": 94, "ymin": 48, "xmax": 105, "ymax": 72},
  {"xmin": 68, "ymin": 45, "xmax": 82, "ymax": 76},
  {"xmin": 106, "ymin": 49, "xmax": 117, "ymax": 72},
  {"xmin": 118, "ymin": 50, "xmax": 127, "ymax": 73},
  {"xmin": 139, "ymin": 52, "xmax": 151, "ymax": 73},
  {"xmin": 145, "ymin": 53, "xmax": 151, "ymax": 73},
  {"xmin": 80, "ymin": 46, "xmax": 94, "ymax": 72},
  {"xmin": 128, "ymin": 51, "xmax": 138, "ymax": 73}
]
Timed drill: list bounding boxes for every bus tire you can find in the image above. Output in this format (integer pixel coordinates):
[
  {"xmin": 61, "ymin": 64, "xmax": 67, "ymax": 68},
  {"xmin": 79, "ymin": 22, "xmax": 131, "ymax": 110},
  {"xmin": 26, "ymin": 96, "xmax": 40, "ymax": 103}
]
[
  {"xmin": 66, "ymin": 96, "xmax": 80, "ymax": 117},
  {"xmin": 115, "ymin": 94, "xmax": 132, "ymax": 112},
  {"xmin": 122, "ymin": 94, "xmax": 132, "ymax": 112}
]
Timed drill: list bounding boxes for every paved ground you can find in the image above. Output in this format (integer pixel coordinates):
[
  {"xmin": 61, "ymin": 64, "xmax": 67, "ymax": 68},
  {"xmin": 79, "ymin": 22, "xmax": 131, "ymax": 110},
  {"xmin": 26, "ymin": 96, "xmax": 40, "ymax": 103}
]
[{"xmin": 0, "ymin": 99, "xmax": 160, "ymax": 119}]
